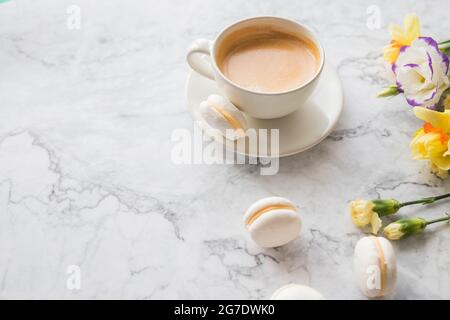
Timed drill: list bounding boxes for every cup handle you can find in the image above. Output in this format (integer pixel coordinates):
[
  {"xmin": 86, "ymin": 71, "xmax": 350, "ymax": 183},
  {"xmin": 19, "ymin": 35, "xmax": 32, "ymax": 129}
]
[{"xmin": 186, "ymin": 39, "xmax": 214, "ymax": 80}]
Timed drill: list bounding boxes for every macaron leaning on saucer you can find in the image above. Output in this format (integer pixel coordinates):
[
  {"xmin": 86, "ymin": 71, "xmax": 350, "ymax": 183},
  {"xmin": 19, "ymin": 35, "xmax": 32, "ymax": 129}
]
[
  {"xmin": 244, "ymin": 196, "xmax": 302, "ymax": 248},
  {"xmin": 199, "ymin": 94, "xmax": 248, "ymax": 140}
]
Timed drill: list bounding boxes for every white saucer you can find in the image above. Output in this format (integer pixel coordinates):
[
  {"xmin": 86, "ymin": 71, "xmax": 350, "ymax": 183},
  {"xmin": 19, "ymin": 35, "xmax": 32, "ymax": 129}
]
[{"xmin": 186, "ymin": 62, "xmax": 343, "ymax": 157}]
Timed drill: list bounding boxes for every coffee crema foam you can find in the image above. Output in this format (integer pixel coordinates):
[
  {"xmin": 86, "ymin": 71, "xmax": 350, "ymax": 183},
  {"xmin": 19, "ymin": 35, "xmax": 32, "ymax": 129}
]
[{"xmin": 217, "ymin": 29, "xmax": 319, "ymax": 93}]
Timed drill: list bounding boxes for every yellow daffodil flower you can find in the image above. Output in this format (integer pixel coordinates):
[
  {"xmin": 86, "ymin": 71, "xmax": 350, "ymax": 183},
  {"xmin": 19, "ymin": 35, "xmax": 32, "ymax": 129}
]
[
  {"xmin": 383, "ymin": 13, "xmax": 420, "ymax": 64},
  {"xmin": 414, "ymin": 107, "xmax": 450, "ymax": 133},
  {"xmin": 411, "ymin": 107, "xmax": 450, "ymax": 173}
]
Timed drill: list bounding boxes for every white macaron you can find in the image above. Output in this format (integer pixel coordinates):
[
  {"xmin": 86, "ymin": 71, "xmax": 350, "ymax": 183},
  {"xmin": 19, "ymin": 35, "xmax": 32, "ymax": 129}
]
[
  {"xmin": 353, "ymin": 236, "xmax": 397, "ymax": 298},
  {"xmin": 244, "ymin": 196, "xmax": 302, "ymax": 248},
  {"xmin": 199, "ymin": 94, "xmax": 247, "ymax": 140},
  {"xmin": 271, "ymin": 284, "xmax": 324, "ymax": 300}
]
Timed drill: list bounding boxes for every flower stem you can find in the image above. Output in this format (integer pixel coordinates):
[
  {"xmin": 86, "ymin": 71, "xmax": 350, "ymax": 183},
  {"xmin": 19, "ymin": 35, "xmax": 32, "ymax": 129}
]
[
  {"xmin": 400, "ymin": 192, "xmax": 450, "ymax": 207},
  {"xmin": 425, "ymin": 215, "xmax": 450, "ymax": 226},
  {"xmin": 439, "ymin": 40, "xmax": 450, "ymax": 56}
]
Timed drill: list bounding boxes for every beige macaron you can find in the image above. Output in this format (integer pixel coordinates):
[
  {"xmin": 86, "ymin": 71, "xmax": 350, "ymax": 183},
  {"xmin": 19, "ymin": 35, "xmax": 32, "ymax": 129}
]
[
  {"xmin": 353, "ymin": 236, "xmax": 397, "ymax": 298},
  {"xmin": 271, "ymin": 284, "xmax": 324, "ymax": 300},
  {"xmin": 244, "ymin": 196, "xmax": 302, "ymax": 248},
  {"xmin": 199, "ymin": 94, "xmax": 247, "ymax": 140}
]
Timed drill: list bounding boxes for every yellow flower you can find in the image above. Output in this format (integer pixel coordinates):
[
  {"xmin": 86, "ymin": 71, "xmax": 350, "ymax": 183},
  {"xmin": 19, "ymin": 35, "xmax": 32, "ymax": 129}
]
[
  {"xmin": 414, "ymin": 107, "xmax": 450, "ymax": 133},
  {"xmin": 411, "ymin": 125, "xmax": 449, "ymax": 163},
  {"xmin": 383, "ymin": 222, "xmax": 405, "ymax": 240},
  {"xmin": 349, "ymin": 200, "xmax": 382, "ymax": 234},
  {"xmin": 411, "ymin": 107, "xmax": 450, "ymax": 173},
  {"xmin": 383, "ymin": 13, "xmax": 420, "ymax": 63}
]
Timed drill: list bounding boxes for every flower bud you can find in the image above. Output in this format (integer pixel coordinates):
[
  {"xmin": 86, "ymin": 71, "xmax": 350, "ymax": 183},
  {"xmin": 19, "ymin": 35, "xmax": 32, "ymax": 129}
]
[
  {"xmin": 377, "ymin": 85, "xmax": 400, "ymax": 97},
  {"xmin": 372, "ymin": 199, "xmax": 401, "ymax": 216},
  {"xmin": 383, "ymin": 217, "xmax": 427, "ymax": 240}
]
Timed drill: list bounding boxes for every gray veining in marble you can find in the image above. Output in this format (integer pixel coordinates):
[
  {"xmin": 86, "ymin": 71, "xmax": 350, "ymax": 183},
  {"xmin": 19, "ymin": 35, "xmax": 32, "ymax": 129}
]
[{"xmin": 0, "ymin": 0, "xmax": 449, "ymax": 299}]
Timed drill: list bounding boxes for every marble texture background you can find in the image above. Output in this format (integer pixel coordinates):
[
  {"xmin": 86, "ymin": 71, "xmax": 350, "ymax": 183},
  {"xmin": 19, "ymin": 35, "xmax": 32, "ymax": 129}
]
[{"xmin": 0, "ymin": 0, "xmax": 449, "ymax": 299}]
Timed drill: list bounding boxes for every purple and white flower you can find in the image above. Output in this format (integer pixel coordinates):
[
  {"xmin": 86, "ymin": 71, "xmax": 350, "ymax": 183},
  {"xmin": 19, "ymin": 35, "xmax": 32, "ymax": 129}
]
[{"xmin": 394, "ymin": 37, "xmax": 450, "ymax": 109}]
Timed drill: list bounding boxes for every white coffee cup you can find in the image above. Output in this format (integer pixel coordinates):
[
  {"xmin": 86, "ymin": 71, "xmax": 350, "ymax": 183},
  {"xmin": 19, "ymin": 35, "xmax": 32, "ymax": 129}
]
[{"xmin": 186, "ymin": 16, "xmax": 325, "ymax": 119}]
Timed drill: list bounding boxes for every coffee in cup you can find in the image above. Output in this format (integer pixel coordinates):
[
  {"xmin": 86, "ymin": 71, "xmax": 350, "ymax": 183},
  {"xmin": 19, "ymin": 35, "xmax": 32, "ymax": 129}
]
[
  {"xmin": 216, "ymin": 27, "xmax": 320, "ymax": 93},
  {"xmin": 187, "ymin": 17, "xmax": 325, "ymax": 119}
]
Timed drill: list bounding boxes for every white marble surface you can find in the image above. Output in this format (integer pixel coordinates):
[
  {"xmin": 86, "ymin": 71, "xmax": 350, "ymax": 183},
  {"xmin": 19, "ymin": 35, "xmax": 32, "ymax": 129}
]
[{"xmin": 0, "ymin": 0, "xmax": 449, "ymax": 299}]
